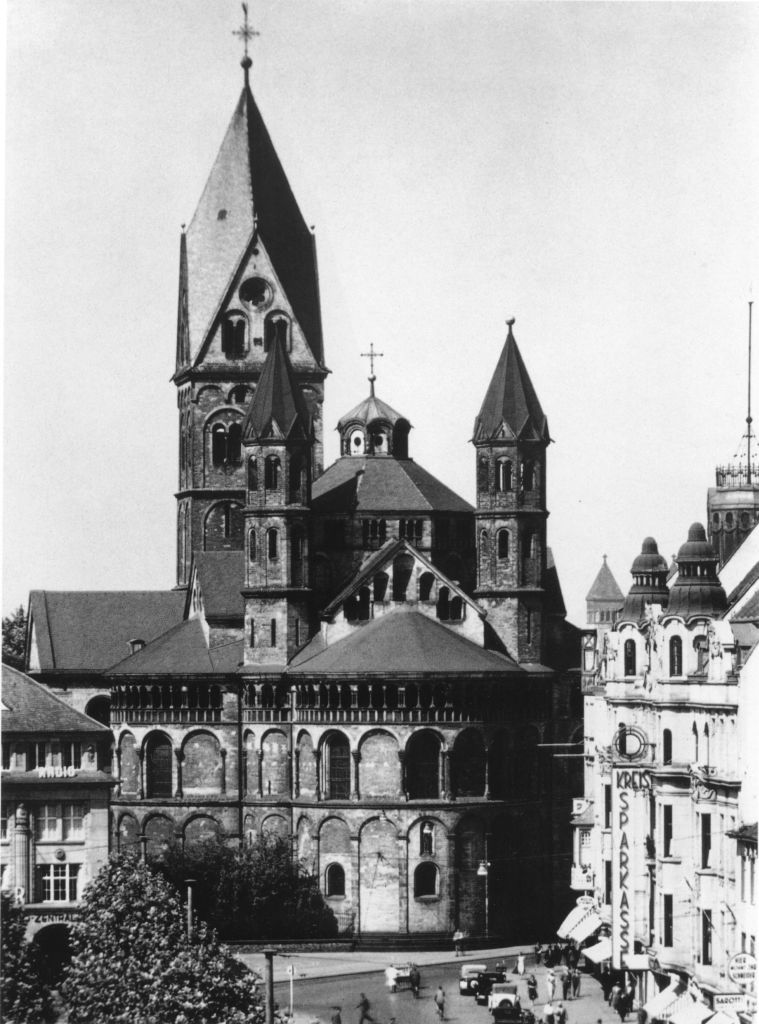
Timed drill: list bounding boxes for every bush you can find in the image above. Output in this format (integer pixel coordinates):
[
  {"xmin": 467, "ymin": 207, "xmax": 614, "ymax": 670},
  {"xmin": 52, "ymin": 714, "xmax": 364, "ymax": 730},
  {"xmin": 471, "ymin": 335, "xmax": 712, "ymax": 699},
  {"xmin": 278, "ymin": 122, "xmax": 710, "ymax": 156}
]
[
  {"xmin": 156, "ymin": 833, "xmax": 338, "ymax": 941},
  {"xmin": 62, "ymin": 853, "xmax": 264, "ymax": 1024},
  {"xmin": 0, "ymin": 892, "xmax": 55, "ymax": 1024}
]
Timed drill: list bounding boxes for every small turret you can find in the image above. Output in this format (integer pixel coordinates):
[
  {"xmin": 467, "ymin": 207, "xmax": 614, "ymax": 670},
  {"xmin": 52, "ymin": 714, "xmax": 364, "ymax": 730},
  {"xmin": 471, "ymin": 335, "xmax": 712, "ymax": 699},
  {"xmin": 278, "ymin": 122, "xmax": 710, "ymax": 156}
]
[
  {"xmin": 620, "ymin": 538, "xmax": 669, "ymax": 622},
  {"xmin": 667, "ymin": 523, "xmax": 727, "ymax": 619}
]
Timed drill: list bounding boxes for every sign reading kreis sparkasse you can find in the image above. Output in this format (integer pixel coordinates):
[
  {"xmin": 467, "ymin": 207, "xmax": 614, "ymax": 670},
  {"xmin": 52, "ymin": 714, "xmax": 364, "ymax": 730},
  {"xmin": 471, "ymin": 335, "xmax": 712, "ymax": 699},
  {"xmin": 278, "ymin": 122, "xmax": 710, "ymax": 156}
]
[{"xmin": 612, "ymin": 765, "xmax": 651, "ymax": 969}]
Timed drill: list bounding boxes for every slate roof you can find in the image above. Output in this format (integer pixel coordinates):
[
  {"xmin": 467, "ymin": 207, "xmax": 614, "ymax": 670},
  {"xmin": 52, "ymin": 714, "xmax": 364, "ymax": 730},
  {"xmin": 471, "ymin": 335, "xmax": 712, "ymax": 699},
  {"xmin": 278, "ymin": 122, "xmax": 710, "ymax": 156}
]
[
  {"xmin": 472, "ymin": 322, "xmax": 550, "ymax": 443},
  {"xmin": 107, "ymin": 617, "xmax": 243, "ymax": 676},
  {"xmin": 586, "ymin": 557, "xmax": 624, "ymax": 603},
  {"xmin": 726, "ymin": 822, "xmax": 757, "ymax": 844},
  {"xmin": 338, "ymin": 391, "xmax": 409, "ymax": 429},
  {"xmin": 242, "ymin": 334, "xmax": 312, "ymax": 441},
  {"xmin": 729, "ymin": 589, "xmax": 759, "ymax": 623},
  {"xmin": 182, "ymin": 85, "xmax": 323, "ymax": 368},
  {"xmin": 192, "ymin": 551, "xmax": 246, "ymax": 620},
  {"xmin": 312, "ymin": 457, "xmax": 473, "ymax": 514},
  {"xmin": 287, "ymin": 610, "xmax": 523, "ymax": 676},
  {"xmin": 28, "ymin": 591, "xmax": 186, "ymax": 673},
  {"xmin": 1, "ymin": 664, "xmax": 110, "ymax": 735}
]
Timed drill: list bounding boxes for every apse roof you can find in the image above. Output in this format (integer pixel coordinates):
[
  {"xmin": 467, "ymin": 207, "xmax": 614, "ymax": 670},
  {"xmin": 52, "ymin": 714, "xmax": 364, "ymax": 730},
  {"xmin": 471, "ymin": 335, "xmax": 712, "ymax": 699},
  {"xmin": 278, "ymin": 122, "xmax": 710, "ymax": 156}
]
[
  {"xmin": 27, "ymin": 590, "xmax": 186, "ymax": 673},
  {"xmin": 287, "ymin": 609, "xmax": 523, "ymax": 676},
  {"xmin": 183, "ymin": 84, "xmax": 323, "ymax": 367},
  {"xmin": 472, "ymin": 322, "xmax": 550, "ymax": 443},
  {"xmin": 106, "ymin": 618, "xmax": 243, "ymax": 676},
  {"xmin": 312, "ymin": 457, "xmax": 473, "ymax": 514},
  {"xmin": 2, "ymin": 664, "xmax": 110, "ymax": 735}
]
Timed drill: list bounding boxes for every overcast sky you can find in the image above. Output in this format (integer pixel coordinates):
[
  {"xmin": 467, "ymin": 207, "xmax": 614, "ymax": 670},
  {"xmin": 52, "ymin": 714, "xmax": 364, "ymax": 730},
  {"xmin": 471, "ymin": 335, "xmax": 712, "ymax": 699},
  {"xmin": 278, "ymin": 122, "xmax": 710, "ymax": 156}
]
[{"xmin": 4, "ymin": 0, "xmax": 759, "ymax": 626}]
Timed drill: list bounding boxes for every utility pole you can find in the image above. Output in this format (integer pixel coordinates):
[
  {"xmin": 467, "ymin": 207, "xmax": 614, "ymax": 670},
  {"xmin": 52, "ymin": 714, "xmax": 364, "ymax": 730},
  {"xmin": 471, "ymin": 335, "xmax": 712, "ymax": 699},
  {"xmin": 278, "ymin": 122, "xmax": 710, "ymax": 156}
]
[
  {"xmin": 263, "ymin": 947, "xmax": 277, "ymax": 1024},
  {"xmin": 186, "ymin": 878, "xmax": 196, "ymax": 940}
]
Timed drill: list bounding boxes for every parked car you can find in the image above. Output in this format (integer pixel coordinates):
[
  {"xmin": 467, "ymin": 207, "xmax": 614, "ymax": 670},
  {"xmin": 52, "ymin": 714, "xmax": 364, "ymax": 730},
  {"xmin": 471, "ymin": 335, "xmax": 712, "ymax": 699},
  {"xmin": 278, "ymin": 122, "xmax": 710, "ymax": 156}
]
[
  {"xmin": 474, "ymin": 972, "xmax": 508, "ymax": 1005},
  {"xmin": 488, "ymin": 983, "xmax": 535, "ymax": 1024},
  {"xmin": 459, "ymin": 964, "xmax": 488, "ymax": 995}
]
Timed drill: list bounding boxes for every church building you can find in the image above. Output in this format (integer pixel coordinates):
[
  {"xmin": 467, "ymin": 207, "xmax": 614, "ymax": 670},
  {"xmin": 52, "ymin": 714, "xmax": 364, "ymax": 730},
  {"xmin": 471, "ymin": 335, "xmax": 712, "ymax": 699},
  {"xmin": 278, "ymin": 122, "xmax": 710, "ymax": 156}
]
[{"xmin": 24, "ymin": 45, "xmax": 581, "ymax": 941}]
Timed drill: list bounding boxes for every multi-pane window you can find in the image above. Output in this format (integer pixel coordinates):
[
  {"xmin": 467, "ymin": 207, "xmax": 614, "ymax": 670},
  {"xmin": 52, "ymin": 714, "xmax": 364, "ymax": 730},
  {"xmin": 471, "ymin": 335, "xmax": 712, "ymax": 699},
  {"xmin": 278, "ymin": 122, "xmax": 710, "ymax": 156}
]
[
  {"xmin": 400, "ymin": 519, "xmax": 423, "ymax": 544},
  {"xmin": 35, "ymin": 803, "xmax": 86, "ymax": 842},
  {"xmin": 624, "ymin": 640, "xmax": 637, "ymax": 676},
  {"xmin": 61, "ymin": 742, "xmax": 82, "ymax": 769},
  {"xmin": 37, "ymin": 863, "xmax": 80, "ymax": 903},
  {"xmin": 579, "ymin": 829, "xmax": 591, "ymax": 866}
]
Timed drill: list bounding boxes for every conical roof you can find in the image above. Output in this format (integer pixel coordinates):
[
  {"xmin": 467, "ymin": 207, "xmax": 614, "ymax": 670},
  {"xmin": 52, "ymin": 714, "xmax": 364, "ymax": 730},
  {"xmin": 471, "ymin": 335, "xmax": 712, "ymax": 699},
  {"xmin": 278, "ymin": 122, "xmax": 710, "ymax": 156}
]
[
  {"xmin": 181, "ymin": 82, "xmax": 323, "ymax": 368},
  {"xmin": 472, "ymin": 321, "xmax": 550, "ymax": 443},
  {"xmin": 242, "ymin": 335, "xmax": 312, "ymax": 441},
  {"xmin": 337, "ymin": 391, "xmax": 409, "ymax": 430},
  {"xmin": 586, "ymin": 556, "xmax": 624, "ymax": 603}
]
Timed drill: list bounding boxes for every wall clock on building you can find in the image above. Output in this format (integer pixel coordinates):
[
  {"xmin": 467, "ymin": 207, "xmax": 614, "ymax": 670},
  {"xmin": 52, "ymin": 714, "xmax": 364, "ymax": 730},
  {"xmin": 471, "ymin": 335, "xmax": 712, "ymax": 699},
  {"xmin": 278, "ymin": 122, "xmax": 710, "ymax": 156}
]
[{"xmin": 613, "ymin": 723, "xmax": 649, "ymax": 761}]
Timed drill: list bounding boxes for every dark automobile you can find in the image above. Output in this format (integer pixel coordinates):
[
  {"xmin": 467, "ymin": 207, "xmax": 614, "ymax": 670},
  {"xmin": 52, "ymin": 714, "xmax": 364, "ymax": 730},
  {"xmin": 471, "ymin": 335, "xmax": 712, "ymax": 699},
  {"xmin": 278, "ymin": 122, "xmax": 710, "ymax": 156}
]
[{"xmin": 474, "ymin": 971, "xmax": 508, "ymax": 1005}]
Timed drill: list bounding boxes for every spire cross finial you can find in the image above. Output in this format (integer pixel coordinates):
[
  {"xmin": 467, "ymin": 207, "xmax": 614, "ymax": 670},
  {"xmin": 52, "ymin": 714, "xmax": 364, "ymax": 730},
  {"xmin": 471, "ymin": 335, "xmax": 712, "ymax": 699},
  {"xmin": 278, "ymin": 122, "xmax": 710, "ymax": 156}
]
[
  {"xmin": 361, "ymin": 344, "xmax": 384, "ymax": 395},
  {"xmin": 506, "ymin": 317, "xmax": 516, "ymax": 328},
  {"xmin": 233, "ymin": 3, "xmax": 260, "ymax": 67}
]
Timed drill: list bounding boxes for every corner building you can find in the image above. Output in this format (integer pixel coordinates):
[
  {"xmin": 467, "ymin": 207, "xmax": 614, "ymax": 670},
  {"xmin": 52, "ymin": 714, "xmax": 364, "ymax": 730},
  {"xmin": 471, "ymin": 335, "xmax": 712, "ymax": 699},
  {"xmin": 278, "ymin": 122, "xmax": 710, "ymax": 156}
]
[{"xmin": 25, "ymin": 56, "xmax": 581, "ymax": 941}]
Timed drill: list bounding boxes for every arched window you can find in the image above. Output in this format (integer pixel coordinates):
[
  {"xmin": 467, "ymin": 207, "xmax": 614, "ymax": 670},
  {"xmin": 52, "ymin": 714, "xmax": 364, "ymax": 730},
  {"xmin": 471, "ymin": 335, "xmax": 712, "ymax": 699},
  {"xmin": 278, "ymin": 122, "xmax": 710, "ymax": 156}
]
[
  {"xmin": 267, "ymin": 529, "xmax": 279, "ymax": 560},
  {"xmin": 449, "ymin": 596, "xmax": 463, "ymax": 621},
  {"xmin": 436, "ymin": 586, "xmax": 450, "ymax": 621},
  {"xmin": 414, "ymin": 862, "xmax": 439, "ymax": 898},
  {"xmin": 221, "ymin": 315, "xmax": 246, "ymax": 359},
  {"xmin": 694, "ymin": 634, "xmax": 708, "ymax": 673},
  {"xmin": 325, "ymin": 863, "xmax": 345, "ymax": 897},
  {"xmin": 478, "ymin": 457, "xmax": 489, "ymax": 491},
  {"xmin": 692, "ymin": 721, "xmax": 699, "ymax": 762},
  {"xmin": 407, "ymin": 733, "xmax": 440, "ymax": 799},
  {"xmin": 229, "ymin": 385, "xmax": 248, "ymax": 404},
  {"xmin": 497, "ymin": 529, "xmax": 510, "ymax": 559},
  {"xmin": 325, "ymin": 735, "xmax": 350, "ymax": 799},
  {"xmin": 211, "ymin": 424, "xmax": 227, "ymax": 466},
  {"xmin": 249, "ymin": 530, "xmax": 257, "ymax": 561},
  {"xmin": 248, "ymin": 457, "xmax": 258, "ymax": 491},
  {"xmin": 662, "ymin": 728, "xmax": 672, "ymax": 765},
  {"xmin": 420, "ymin": 820, "xmax": 434, "ymax": 856},
  {"xmin": 270, "ymin": 619, "xmax": 277, "ymax": 647},
  {"xmin": 624, "ymin": 639, "xmax": 636, "ymax": 676},
  {"xmin": 145, "ymin": 734, "xmax": 173, "ymax": 799},
  {"xmin": 392, "ymin": 554, "xmax": 414, "ymax": 601},
  {"xmin": 289, "ymin": 453, "xmax": 306, "ymax": 504},
  {"xmin": 497, "ymin": 459, "xmax": 512, "ymax": 492},
  {"xmin": 264, "ymin": 312, "xmax": 290, "ymax": 352},
  {"xmin": 521, "ymin": 460, "xmax": 535, "ymax": 491},
  {"xmin": 419, "ymin": 572, "xmax": 434, "ymax": 602},
  {"xmin": 704, "ymin": 722, "xmax": 710, "ymax": 768},
  {"xmin": 669, "ymin": 636, "xmax": 682, "ymax": 676},
  {"xmin": 227, "ymin": 423, "xmax": 242, "ymax": 464},
  {"xmin": 265, "ymin": 456, "xmax": 280, "ymax": 490},
  {"xmin": 726, "ymin": 512, "xmax": 734, "ymax": 528}
]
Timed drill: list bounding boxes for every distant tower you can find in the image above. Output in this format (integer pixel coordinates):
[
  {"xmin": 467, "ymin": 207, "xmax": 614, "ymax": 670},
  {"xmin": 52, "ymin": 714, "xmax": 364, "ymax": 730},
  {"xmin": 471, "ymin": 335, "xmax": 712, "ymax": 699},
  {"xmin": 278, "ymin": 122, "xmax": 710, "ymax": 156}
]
[
  {"xmin": 173, "ymin": 57, "xmax": 326, "ymax": 588},
  {"xmin": 708, "ymin": 301, "xmax": 759, "ymax": 567},
  {"xmin": 241, "ymin": 336, "xmax": 313, "ymax": 666},
  {"xmin": 585, "ymin": 555, "xmax": 624, "ymax": 632},
  {"xmin": 472, "ymin": 320, "xmax": 550, "ymax": 662}
]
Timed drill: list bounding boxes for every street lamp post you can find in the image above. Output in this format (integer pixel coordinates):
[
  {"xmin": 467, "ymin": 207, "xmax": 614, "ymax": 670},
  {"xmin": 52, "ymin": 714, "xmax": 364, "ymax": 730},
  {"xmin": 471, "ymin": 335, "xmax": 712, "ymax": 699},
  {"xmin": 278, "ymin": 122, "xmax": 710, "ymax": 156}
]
[{"xmin": 477, "ymin": 859, "xmax": 491, "ymax": 939}]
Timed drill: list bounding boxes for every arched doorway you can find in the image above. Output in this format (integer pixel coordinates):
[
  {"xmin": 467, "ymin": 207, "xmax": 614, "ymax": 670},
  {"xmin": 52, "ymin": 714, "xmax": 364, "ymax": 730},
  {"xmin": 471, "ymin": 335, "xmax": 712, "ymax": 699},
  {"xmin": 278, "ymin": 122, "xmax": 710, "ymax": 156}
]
[
  {"xmin": 34, "ymin": 923, "xmax": 71, "ymax": 986},
  {"xmin": 85, "ymin": 694, "xmax": 110, "ymax": 726}
]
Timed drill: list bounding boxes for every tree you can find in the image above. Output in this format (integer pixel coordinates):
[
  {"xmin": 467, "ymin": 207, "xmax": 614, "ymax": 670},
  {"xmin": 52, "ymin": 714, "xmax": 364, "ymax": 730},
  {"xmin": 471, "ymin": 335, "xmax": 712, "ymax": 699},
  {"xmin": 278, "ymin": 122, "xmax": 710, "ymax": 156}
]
[
  {"xmin": 62, "ymin": 853, "xmax": 265, "ymax": 1024},
  {"xmin": 2, "ymin": 606, "xmax": 27, "ymax": 670},
  {"xmin": 156, "ymin": 833, "xmax": 338, "ymax": 941},
  {"xmin": 0, "ymin": 892, "xmax": 55, "ymax": 1023}
]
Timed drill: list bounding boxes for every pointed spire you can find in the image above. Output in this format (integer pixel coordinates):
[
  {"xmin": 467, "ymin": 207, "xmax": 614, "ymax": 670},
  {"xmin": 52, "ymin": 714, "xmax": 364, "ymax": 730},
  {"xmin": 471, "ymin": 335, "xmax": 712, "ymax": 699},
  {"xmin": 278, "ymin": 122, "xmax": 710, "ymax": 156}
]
[
  {"xmin": 472, "ymin": 318, "xmax": 550, "ymax": 443},
  {"xmin": 586, "ymin": 555, "xmax": 624, "ymax": 603},
  {"xmin": 242, "ymin": 335, "xmax": 312, "ymax": 442}
]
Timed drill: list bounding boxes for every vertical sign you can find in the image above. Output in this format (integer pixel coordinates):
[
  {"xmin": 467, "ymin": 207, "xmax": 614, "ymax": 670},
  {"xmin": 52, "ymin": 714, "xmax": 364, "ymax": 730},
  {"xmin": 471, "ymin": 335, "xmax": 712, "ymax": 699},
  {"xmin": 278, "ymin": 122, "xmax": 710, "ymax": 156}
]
[{"xmin": 611, "ymin": 767, "xmax": 651, "ymax": 969}]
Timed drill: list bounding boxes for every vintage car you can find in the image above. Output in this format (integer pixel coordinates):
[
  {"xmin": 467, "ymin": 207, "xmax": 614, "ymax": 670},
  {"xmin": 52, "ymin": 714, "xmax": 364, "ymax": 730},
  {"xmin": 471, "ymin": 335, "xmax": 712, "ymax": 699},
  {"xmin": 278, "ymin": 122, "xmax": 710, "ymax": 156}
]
[
  {"xmin": 473, "ymin": 972, "xmax": 509, "ymax": 1005},
  {"xmin": 487, "ymin": 982, "xmax": 535, "ymax": 1024},
  {"xmin": 459, "ymin": 964, "xmax": 488, "ymax": 995}
]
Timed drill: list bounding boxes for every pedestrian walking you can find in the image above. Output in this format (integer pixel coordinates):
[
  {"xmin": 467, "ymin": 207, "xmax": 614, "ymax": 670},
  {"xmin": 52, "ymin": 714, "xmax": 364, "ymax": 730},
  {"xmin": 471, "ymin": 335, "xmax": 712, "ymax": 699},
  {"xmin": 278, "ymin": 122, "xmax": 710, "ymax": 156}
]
[
  {"xmin": 527, "ymin": 974, "xmax": 538, "ymax": 1006},
  {"xmin": 636, "ymin": 1002, "xmax": 648, "ymax": 1024},
  {"xmin": 453, "ymin": 930, "xmax": 464, "ymax": 957},
  {"xmin": 356, "ymin": 994, "xmax": 375, "ymax": 1024},
  {"xmin": 544, "ymin": 1001, "xmax": 555, "ymax": 1024},
  {"xmin": 535, "ymin": 942, "xmax": 544, "ymax": 965},
  {"xmin": 410, "ymin": 965, "xmax": 421, "ymax": 999},
  {"xmin": 331, "ymin": 1008, "xmax": 342, "ymax": 1024},
  {"xmin": 571, "ymin": 968, "xmax": 581, "ymax": 998},
  {"xmin": 610, "ymin": 983, "xmax": 622, "ymax": 1010},
  {"xmin": 434, "ymin": 986, "xmax": 446, "ymax": 1021},
  {"xmin": 556, "ymin": 1002, "xmax": 568, "ymax": 1024},
  {"xmin": 517, "ymin": 954, "xmax": 526, "ymax": 976},
  {"xmin": 562, "ymin": 973, "xmax": 571, "ymax": 1001},
  {"xmin": 546, "ymin": 971, "xmax": 556, "ymax": 1002},
  {"xmin": 385, "ymin": 966, "xmax": 399, "ymax": 993}
]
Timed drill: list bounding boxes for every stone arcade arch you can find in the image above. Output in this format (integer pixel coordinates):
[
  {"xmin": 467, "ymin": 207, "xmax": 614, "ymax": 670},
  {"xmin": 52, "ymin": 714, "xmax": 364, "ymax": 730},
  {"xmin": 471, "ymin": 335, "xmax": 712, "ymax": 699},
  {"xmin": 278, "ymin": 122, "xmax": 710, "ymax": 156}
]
[
  {"xmin": 359, "ymin": 816, "xmax": 400, "ymax": 933},
  {"xmin": 406, "ymin": 731, "xmax": 442, "ymax": 799},
  {"xmin": 358, "ymin": 730, "xmax": 399, "ymax": 798}
]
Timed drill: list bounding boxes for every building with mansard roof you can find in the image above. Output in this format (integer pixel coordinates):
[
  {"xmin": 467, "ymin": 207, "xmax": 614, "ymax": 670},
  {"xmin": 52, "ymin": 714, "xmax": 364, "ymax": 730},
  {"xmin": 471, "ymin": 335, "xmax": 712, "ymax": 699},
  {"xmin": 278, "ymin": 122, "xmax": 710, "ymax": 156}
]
[{"xmin": 24, "ymin": 50, "xmax": 582, "ymax": 941}]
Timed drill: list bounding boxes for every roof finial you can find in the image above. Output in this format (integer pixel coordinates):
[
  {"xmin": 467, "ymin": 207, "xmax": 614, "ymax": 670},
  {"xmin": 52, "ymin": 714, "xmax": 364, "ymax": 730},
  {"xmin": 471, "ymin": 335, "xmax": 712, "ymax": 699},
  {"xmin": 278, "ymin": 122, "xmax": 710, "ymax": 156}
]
[
  {"xmin": 506, "ymin": 317, "xmax": 516, "ymax": 329},
  {"xmin": 233, "ymin": 3, "xmax": 260, "ymax": 83},
  {"xmin": 361, "ymin": 343, "xmax": 384, "ymax": 397}
]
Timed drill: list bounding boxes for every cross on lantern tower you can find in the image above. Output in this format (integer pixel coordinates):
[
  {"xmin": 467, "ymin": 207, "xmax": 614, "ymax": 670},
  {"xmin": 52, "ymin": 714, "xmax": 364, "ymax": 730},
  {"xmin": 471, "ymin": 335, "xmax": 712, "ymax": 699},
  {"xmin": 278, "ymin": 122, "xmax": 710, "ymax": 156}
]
[
  {"xmin": 361, "ymin": 343, "xmax": 384, "ymax": 396},
  {"xmin": 233, "ymin": 3, "xmax": 260, "ymax": 79}
]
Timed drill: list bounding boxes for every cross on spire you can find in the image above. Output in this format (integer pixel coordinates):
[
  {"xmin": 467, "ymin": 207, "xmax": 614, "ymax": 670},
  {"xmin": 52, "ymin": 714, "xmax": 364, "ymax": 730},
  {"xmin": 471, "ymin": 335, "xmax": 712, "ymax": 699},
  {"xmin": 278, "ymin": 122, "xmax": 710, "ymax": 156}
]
[
  {"xmin": 233, "ymin": 3, "xmax": 260, "ymax": 77},
  {"xmin": 361, "ymin": 343, "xmax": 384, "ymax": 396}
]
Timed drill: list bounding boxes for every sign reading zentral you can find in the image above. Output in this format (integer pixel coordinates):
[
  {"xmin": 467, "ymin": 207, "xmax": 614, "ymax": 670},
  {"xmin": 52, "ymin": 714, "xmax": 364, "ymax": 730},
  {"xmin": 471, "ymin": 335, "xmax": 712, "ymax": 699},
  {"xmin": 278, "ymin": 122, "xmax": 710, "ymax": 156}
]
[{"xmin": 611, "ymin": 767, "xmax": 650, "ymax": 969}]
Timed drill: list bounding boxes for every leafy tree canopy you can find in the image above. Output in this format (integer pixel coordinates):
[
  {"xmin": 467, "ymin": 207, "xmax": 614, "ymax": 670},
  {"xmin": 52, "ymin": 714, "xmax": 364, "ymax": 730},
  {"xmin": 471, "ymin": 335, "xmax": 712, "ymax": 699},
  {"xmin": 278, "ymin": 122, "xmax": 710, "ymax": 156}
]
[
  {"xmin": 156, "ymin": 833, "xmax": 338, "ymax": 941},
  {"xmin": 62, "ymin": 853, "xmax": 264, "ymax": 1024},
  {"xmin": 0, "ymin": 892, "xmax": 55, "ymax": 1024},
  {"xmin": 2, "ymin": 605, "xmax": 27, "ymax": 670}
]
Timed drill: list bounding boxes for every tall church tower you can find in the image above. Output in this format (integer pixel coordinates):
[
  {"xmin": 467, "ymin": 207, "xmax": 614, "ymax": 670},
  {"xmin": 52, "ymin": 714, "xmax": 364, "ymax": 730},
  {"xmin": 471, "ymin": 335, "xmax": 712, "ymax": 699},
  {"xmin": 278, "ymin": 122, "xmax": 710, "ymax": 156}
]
[
  {"xmin": 472, "ymin": 320, "xmax": 550, "ymax": 662},
  {"xmin": 173, "ymin": 57, "xmax": 327, "ymax": 588},
  {"xmin": 241, "ymin": 335, "xmax": 313, "ymax": 666}
]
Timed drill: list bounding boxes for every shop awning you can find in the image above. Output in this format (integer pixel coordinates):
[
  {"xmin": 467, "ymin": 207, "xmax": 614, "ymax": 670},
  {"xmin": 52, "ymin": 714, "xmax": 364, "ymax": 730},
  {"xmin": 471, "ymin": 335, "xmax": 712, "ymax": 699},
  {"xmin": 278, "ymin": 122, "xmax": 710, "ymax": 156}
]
[
  {"xmin": 644, "ymin": 982, "xmax": 687, "ymax": 1020},
  {"xmin": 670, "ymin": 1001, "xmax": 714, "ymax": 1024},
  {"xmin": 708, "ymin": 1011, "xmax": 738, "ymax": 1024},
  {"xmin": 569, "ymin": 908, "xmax": 603, "ymax": 943},
  {"xmin": 557, "ymin": 905, "xmax": 586, "ymax": 939},
  {"xmin": 583, "ymin": 938, "xmax": 612, "ymax": 964}
]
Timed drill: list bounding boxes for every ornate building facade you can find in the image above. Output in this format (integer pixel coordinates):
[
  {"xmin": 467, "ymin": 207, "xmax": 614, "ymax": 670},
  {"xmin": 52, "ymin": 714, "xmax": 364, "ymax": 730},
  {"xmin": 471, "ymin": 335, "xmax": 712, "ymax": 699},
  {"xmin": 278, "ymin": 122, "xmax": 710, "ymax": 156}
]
[{"xmin": 25, "ymin": 53, "xmax": 581, "ymax": 940}]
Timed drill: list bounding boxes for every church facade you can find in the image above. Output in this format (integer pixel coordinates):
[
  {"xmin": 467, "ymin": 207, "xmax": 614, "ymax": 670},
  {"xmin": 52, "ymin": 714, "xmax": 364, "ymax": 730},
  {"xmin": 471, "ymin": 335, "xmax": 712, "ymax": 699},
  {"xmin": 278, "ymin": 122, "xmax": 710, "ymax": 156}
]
[{"xmin": 25, "ymin": 55, "xmax": 581, "ymax": 940}]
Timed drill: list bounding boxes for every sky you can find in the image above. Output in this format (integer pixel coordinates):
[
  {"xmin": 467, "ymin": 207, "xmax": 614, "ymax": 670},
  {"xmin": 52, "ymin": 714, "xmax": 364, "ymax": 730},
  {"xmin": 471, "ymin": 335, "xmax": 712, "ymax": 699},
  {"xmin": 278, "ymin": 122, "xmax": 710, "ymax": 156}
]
[{"xmin": 4, "ymin": 0, "xmax": 759, "ymax": 626}]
